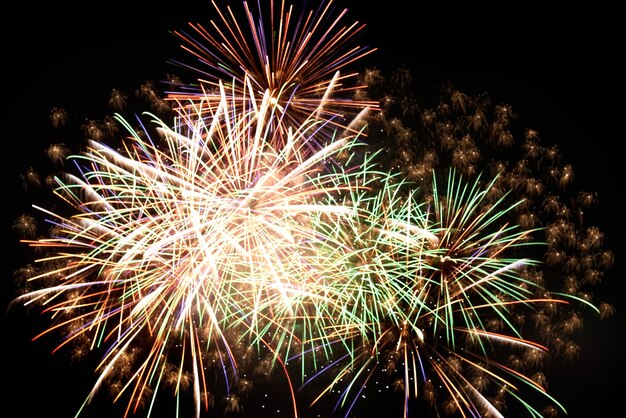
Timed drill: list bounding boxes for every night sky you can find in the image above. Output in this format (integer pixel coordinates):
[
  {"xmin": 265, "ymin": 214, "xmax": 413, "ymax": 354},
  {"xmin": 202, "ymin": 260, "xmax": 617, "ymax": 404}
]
[{"xmin": 2, "ymin": 1, "xmax": 623, "ymax": 417}]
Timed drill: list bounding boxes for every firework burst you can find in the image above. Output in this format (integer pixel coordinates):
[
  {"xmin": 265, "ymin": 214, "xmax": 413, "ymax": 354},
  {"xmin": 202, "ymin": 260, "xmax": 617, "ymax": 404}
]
[
  {"xmin": 167, "ymin": 0, "xmax": 378, "ymax": 151},
  {"xmin": 12, "ymin": 75, "xmax": 387, "ymax": 417},
  {"xmin": 295, "ymin": 169, "xmax": 596, "ymax": 418},
  {"xmin": 9, "ymin": 1, "xmax": 615, "ymax": 418}
]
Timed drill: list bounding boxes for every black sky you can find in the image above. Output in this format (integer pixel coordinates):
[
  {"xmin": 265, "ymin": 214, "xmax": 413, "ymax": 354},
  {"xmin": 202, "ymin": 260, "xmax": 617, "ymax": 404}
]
[{"xmin": 2, "ymin": 1, "xmax": 624, "ymax": 417}]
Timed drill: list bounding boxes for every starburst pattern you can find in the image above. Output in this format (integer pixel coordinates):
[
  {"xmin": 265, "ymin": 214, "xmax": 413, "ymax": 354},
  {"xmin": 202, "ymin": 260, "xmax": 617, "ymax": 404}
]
[
  {"xmin": 9, "ymin": 1, "xmax": 615, "ymax": 418},
  {"xmin": 167, "ymin": 0, "xmax": 378, "ymax": 150},
  {"xmin": 13, "ymin": 80, "xmax": 379, "ymax": 417}
]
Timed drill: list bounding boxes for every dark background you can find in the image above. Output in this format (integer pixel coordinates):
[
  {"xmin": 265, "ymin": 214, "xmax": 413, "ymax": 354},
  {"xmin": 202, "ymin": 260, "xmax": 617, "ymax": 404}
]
[{"xmin": 2, "ymin": 1, "xmax": 623, "ymax": 417}]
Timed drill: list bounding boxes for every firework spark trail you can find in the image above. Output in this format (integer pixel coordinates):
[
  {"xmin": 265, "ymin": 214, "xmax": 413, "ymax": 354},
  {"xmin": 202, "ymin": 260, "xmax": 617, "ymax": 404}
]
[{"xmin": 167, "ymin": 0, "xmax": 378, "ymax": 150}]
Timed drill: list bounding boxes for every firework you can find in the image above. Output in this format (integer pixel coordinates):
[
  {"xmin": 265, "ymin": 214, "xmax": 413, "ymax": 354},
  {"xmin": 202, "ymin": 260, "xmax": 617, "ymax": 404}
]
[
  {"xmin": 13, "ymin": 76, "xmax": 385, "ymax": 417},
  {"xmin": 166, "ymin": 0, "xmax": 378, "ymax": 151},
  {"xmin": 298, "ymin": 169, "xmax": 592, "ymax": 418},
  {"xmin": 9, "ymin": 1, "xmax": 615, "ymax": 418}
]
